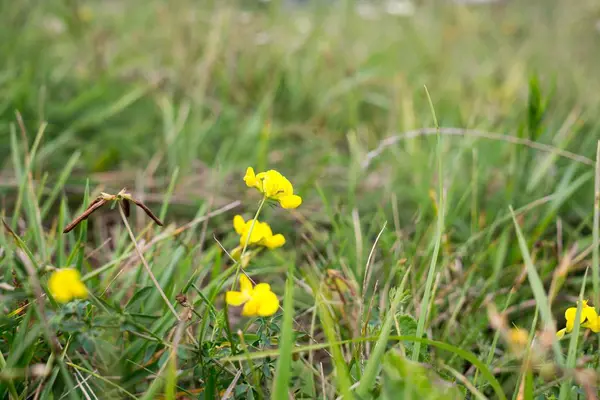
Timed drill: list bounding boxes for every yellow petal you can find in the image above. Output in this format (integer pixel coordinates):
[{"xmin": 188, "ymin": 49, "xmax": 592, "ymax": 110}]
[
  {"xmin": 581, "ymin": 300, "xmax": 590, "ymax": 308},
  {"xmin": 261, "ymin": 170, "xmax": 282, "ymax": 197},
  {"xmin": 264, "ymin": 234, "xmax": 286, "ymax": 249},
  {"xmin": 565, "ymin": 302, "xmax": 598, "ymax": 332},
  {"xmin": 242, "ymin": 298, "xmax": 259, "ymax": 316},
  {"xmin": 583, "ymin": 306, "xmax": 598, "ymax": 322},
  {"xmin": 240, "ymin": 221, "xmax": 267, "ymax": 247},
  {"xmin": 226, "ymin": 291, "xmax": 248, "ymax": 306},
  {"xmin": 48, "ymin": 268, "xmax": 85, "ymax": 304},
  {"xmin": 239, "ymin": 274, "xmax": 253, "ymax": 293},
  {"xmin": 278, "ymin": 176, "xmax": 294, "ymax": 196},
  {"xmin": 566, "ymin": 321, "xmax": 574, "ymax": 332},
  {"xmin": 48, "ymin": 270, "xmax": 62, "ymax": 293},
  {"xmin": 565, "ymin": 307, "xmax": 585, "ymax": 332},
  {"xmin": 556, "ymin": 328, "xmax": 566, "ymax": 339},
  {"xmin": 253, "ymin": 283, "xmax": 272, "ymax": 293},
  {"xmin": 62, "ymin": 268, "xmax": 82, "ymax": 282},
  {"xmin": 52, "ymin": 291, "xmax": 73, "ymax": 304},
  {"xmin": 255, "ymin": 172, "xmax": 267, "ymax": 192},
  {"xmin": 256, "ymin": 291, "xmax": 279, "ymax": 317},
  {"xmin": 279, "ymin": 195, "xmax": 302, "ymax": 209},
  {"xmin": 71, "ymin": 282, "xmax": 88, "ymax": 299},
  {"xmin": 583, "ymin": 316, "xmax": 600, "ymax": 332},
  {"xmin": 260, "ymin": 221, "xmax": 274, "ymax": 237},
  {"xmin": 233, "ymin": 215, "xmax": 246, "ymax": 235},
  {"xmin": 564, "ymin": 307, "xmax": 576, "ymax": 322},
  {"xmin": 244, "ymin": 167, "xmax": 257, "ymax": 188}
]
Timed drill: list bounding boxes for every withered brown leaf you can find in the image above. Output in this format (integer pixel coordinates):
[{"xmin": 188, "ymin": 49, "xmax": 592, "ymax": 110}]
[
  {"xmin": 63, "ymin": 198, "xmax": 108, "ymax": 233},
  {"xmin": 130, "ymin": 198, "xmax": 163, "ymax": 226}
]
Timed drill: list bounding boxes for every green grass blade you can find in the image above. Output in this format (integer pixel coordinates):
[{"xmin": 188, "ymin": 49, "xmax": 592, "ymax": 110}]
[
  {"xmin": 159, "ymin": 166, "xmax": 179, "ymax": 222},
  {"xmin": 222, "ymin": 335, "xmax": 506, "ymax": 400},
  {"xmin": 316, "ymin": 289, "xmax": 354, "ymax": 399},
  {"xmin": 40, "ymin": 150, "xmax": 80, "ymax": 219},
  {"xmin": 57, "ymin": 197, "xmax": 69, "ymax": 266},
  {"xmin": 67, "ymin": 85, "xmax": 152, "ymax": 133},
  {"xmin": 475, "ymin": 291, "xmax": 514, "ymax": 389},
  {"xmin": 510, "ymin": 206, "xmax": 564, "ymax": 365},
  {"xmin": 10, "ymin": 127, "xmax": 24, "ymax": 229},
  {"xmin": 75, "ymin": 180, "xmax": 90, "ymax": 271},
  {"xmin": 558, "ymin": 268, "xmax": 588, "ymax": 399},
  {"xmin": 356, "ymin": 266, "xmax": 411, "ymax": 397},
  {"xmin": 593, "ymin": 141, "xmax": 600, "ymax": 320},
  {"xmin": 412, "ymin": 86, "xmax": 444, "ymax": 362},
  {"xmin": 272, "ymin": 259, "xmax": 296, "ymax": 399}
]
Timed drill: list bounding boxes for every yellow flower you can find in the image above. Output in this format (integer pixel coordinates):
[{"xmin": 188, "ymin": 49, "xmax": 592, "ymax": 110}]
[
  {"xmin": 48, "ymin": 268, "xmax": 88, "ymax": 303},
  {"xmin": 233, "ymin": 215, "xmax": 286, "ymax": 249},
  {"xmin": 244, "ymin": 167, "xmax": 302, "ymax": 209},
  {"xmin": 508, "ymin": 327, "xmax": 529, "ymax": 347},
  {"xmin": 225, "ymin": 275, "xmax": 279, "ymax": 317},
  {"xmin": 582, "ymin": 317, "xmax": 600, "ymax": 332},
  {"xmin": 557, "ymin": 300, "xmax": 598, "ymax": 339}
]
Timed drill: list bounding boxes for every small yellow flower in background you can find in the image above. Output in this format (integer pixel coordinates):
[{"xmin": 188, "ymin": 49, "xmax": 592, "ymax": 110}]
[
  {"xmin": 233, "ymin": 215, "xmax": 285, "ymax": 249},
  {"xmin": 244, "ymin": 167, "xmax": 302, "ymax": 209},
  {"xmin": 508, "ymin": 327, "xmax": 529, "ymax": 347},
  {"xmin": 48, "ymin": 268, "xmax": 88, "ymax": 303},
  {"xmin": 556, "ymin": 300, "xmax": 600, "ymax": 339},
  {"xmin": 225, "ymin": 275, "xmax": 279, "ymax": 317}
]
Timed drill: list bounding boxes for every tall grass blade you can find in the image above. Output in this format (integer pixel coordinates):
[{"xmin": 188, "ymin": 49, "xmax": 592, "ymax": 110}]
[
  {"xmin": 510, "ymin": 206, "xmax": 564, "ymax": 364},
  {"xmin": 272, "ymin": 259, "xmax": 296, "ymax": 399},
  {"xmin": 593, "ymin": 142, "xmax": 600, "ymax": 320},
  {"xmin": 412, "ymin": 86, "xmax": 444, "ymax": 361},
  {"xmin": 356, "ymin": 266, "xmax": 411, "ymax": 397},
  {"xmin": 558, "ymin": 268, "xmax": 588, "ymax": 400}
]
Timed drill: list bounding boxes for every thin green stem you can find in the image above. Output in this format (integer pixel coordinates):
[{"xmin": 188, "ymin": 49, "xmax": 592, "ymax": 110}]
[
  {"xmin": 230, "ymin": 196, "xmax": 267, "ymax": 290},
  {"xmin": 118, "ymin": 203, "xmax": 179, "ymax": 320}
]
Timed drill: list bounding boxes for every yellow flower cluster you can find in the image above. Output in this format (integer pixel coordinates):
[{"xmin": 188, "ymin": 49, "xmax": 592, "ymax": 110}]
[
  {"xmin": 48, "ymin": 268, "xmax": 88, "ymax": 303},
  {"xmin": 226, "ymin": 275, "xmax": 279, "ymax": 317},
  {"xmin": 225, "ymin": 167, "xmax": 301, "ymax": 318},
  {"xmin": 244, "ymin": 167, "xmax": 302, "ymax": 209},
  {"xmin": 233, "ymin": 215, "xmax": 285, "ymax": 249},
  {"xmin": 557, "ymin": 300, "xmax": 600, "ymax": 339}
]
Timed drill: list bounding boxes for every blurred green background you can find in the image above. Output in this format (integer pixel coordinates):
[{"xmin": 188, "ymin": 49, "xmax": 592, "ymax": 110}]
[
  {"xmin": 2, "ymin": 0, "xmax": 599, "ymax": 209},
  {"xmin": 3, "ymin": 1, "xmax": 600, "ymax": 398}
]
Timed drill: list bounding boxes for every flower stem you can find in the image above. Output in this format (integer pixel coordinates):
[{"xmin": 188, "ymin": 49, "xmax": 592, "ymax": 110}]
[
  {"xmin": 118, "ymin": 203, "xmax": 179, "ymax": 319},
  {"xmin": 230, "ymin": 196, "xmax": 267, "ymax": 290},
  {"xmin": 241, "ymin": 196, "xmax": 267, "ymax": 261}
]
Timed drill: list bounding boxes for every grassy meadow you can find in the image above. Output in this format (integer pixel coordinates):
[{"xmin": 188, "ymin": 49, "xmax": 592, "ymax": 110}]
[{"xmin": 2, "ymin": 0, "xmax": 600, "ymax": 398}]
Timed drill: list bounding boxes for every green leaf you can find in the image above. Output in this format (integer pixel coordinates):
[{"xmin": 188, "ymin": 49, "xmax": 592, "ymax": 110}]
[{"xmin": 126, "ymin": 286, "xmax": 155, "ymax": 312}]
